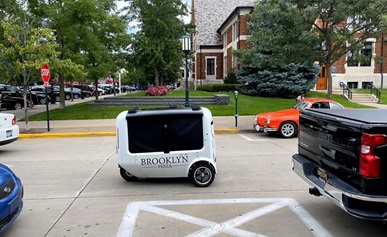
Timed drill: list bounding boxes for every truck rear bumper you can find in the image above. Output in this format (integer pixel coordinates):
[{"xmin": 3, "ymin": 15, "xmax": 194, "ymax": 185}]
[{"xmin": 292, "ymin": 154, "xmax": 387, "ymax": 221}]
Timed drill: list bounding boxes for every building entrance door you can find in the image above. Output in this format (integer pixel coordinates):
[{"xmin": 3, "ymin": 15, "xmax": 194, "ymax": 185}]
[{"xmin": 316, "ymin": 65, "xmax": 327, "ymax": 90}]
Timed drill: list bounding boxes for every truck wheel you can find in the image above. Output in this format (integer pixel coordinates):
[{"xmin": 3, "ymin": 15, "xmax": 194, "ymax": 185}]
[
  {"xmin": 65, "ymin": 94, "xmax": 71, "ymax": 100},
  {"xmin": 120, "ymin": 167, "xmax": 138, "ymax": 181},
  {"xmin": 14, "ymin": 102, "xmax": 22, "ymax": 110},
  {"xmin": 279, "ymin": 121, "xmax": 297, "ymax": 138},
  {"xmin": 55, "ymin": 96, "xmax": 60, "ymax": 102},
  {"xmin": 190, "ymin": 164, "xmax": 215, "ymax": 187}
]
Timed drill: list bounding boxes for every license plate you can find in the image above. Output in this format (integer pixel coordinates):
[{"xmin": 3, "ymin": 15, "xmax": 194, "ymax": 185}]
[
  {"xmin": 317, "ymin": 168, "xmax": 328, "ymax": 182},
  {"xmin": 6, "ymin": 130, "xmax": 12, "ymax": 138}
]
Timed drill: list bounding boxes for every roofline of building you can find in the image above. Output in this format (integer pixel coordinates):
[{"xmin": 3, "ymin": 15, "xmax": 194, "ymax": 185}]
[{"xmin": 216, "ymin": 6, "xmax": 254, "ymax": 34}]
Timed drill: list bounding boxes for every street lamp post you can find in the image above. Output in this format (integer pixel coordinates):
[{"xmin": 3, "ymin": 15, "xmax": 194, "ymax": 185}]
[{"xmin": 182, "ymin": 35, "xmax": 191, "ymax": 107}]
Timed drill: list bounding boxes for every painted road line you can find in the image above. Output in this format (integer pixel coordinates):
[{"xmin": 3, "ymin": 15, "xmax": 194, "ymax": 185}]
[
  {"xmin": 116, "ymin": 198, "xmax": 332, "ymax": 237},
  {"xmin": 239, "ymin": 134, "xmax": 268, "ymax": 142}
]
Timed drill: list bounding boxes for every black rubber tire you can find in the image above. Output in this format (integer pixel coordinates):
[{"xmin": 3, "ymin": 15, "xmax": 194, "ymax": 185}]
[
  {"xmin": 55, "ymin": 96, "xmax": 60, "ymax": 102},
  {"xmin": 73, "ymin": 94, "xmax": 79, "ymax": 99},
  {"xmin": 14, "ymin": 102, "xmax": 22, "ymax": 110},
  {"xmin": 120, "ymin": 167, "xmax": 138, "ymax": 181},
  {"xmin": 40, "ymin": 98, "xmax": 46, "ymax": 104},
  {"xmin": 190, "ymin": 164, "xmax": 215, "ymax": 187},
  {"xmin": 65, "ymin": 94, "xmax": 71, "ymax": 100},
  {"xmin": 279, "ymin": 121, "xmax": 297, "ymax": 138}
]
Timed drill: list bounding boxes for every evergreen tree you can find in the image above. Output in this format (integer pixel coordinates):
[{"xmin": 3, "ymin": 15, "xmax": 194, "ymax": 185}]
[{"xmin": 237, "ymin": 63, "xmax": 319, "ymax": 98}]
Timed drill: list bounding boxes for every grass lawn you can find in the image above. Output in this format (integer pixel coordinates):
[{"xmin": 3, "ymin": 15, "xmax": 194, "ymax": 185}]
[{"xmin": 26, "ymin": 90, "xmax": 374, "ymax": 121}]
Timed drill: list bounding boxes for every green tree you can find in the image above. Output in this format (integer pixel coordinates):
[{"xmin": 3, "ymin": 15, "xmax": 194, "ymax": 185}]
[
  {"xmin": 0, "ymin": 21, "xmax": 84, "ymax": 129},
  {"xmin": 223, "ymin": 68, "xmax": 238, "ymax": 84},
  {"xmin": 128, "ymin": 0, "xmax": 189, "ymax": 86},
  {"xmin": 237, "ymin": 63, "xmax": 319, "ymax": 98},
  {"xmin": 240, "ymin": 0, "xmax": 387, "ymax": 99},
  {"xmin": 27, "ymin": 0, "xmax": 130, "ymax": 104}
]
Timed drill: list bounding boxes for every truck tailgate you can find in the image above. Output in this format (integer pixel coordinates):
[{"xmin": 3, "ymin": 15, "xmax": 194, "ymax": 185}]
[{"xmin": 298, "ymin": 109, "xmax": 387, "ymax": 195}]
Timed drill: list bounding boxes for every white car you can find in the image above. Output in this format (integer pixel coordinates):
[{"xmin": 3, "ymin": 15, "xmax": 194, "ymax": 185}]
[
  {"xmin": 0, "ymin": 112, "xmax": 19, "ymax": 145},
  {"xmin": 116, "ymin": 106, "xmax": 217, "ymax": 187}
]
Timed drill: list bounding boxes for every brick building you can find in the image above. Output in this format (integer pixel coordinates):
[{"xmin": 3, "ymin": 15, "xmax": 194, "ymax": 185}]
[
  {"xmin": 189, "ymin": 0, "xmax": 254, "ymax": 88},
  {"xmin": 189, "ymin": 0, "xmax": 387, "ymax": 90},
  {"xmin": 327, "ymin": 35, "xmax": 387, "ymax": 90}
]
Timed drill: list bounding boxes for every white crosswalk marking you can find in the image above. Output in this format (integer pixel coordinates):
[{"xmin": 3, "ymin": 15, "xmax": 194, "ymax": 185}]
[{"xmin": 116, "ymin": 198, "xmax": 332, "ymax": 237}]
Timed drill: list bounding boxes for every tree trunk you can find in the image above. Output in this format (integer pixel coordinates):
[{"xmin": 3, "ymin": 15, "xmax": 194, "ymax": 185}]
[
  {"xmin": 59, "ymin": 74, "xmax": 65, "ymax": 109},
  {"xmin": 23, "ymin": 84, "xmax": 29, "ymax": 131},
  {"xmin": 95, "ymin": 79, "xmax": 99, "ymax": 100},
  {"xmin": 155, "ymin": 71, "xmax": 160, "ymax": 86},
  {"xmin": 326, "ymin": 62, "xmax": 333, "ymax": 99},
  {"xmin": 23, "ymin": 68, "xmax": 29, "ymax": 130}
]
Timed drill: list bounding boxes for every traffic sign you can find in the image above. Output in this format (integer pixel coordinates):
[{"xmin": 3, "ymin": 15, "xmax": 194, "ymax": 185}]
[{"xmin": 41, "ymin": 64, "xmax": 50, "ymax": 86}]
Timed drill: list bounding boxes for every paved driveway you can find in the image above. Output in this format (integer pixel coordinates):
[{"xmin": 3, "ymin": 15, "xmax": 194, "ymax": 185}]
[{"xmin": 0, "ymin": 133, "xmax": 386, "ymax": 237}]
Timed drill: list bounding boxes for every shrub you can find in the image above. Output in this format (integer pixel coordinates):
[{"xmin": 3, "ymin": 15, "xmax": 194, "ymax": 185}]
[
  {"xmin": 146, "ymin": 86, "xmax": 169, "ymax": 96},
  {"xmin": 197, "ymin": 84, "xmax": 242, "ymax": 92},
  {"xmin": 237, "ymin": 62, "xmax": 319, "ymax": 98},
  {"xmin": 224, "ymin": 68, "xmax": 238, "ymax": 84}
]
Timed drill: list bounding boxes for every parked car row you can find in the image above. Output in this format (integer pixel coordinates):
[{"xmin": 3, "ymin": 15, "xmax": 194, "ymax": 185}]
[
  {"xmin": 0, "ymin": 84, "xmax": 94, "ymax": 110},
  {"xmin": 1, "ymin": 83, "xmax": 139, "ymax": 111},
  {"xmin": 0, "ymin": 84, "xmax": 34, "ymax": 110}
]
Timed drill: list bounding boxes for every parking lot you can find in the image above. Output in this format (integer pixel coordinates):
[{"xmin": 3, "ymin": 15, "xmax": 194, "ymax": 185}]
[{"xmin": 1, "ymin": 133, "xmax": 387, "ymax": 236}]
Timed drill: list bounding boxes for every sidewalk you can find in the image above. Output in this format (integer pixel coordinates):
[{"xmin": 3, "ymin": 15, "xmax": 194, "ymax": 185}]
[
  {"xmin": 17, "ymin": 115, "xmax": 255, "ymax": 137},
  {"xmin": 13, "ymin": 98, "xmax": 387, "ymax": 138}
]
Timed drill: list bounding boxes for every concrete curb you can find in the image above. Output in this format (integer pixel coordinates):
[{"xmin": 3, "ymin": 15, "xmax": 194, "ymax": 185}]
[
  {"xmin": 19, "ymin": 129, "xmax": 241, "ymax": 139},
  {"xmin": 19, "ymin": 132, "xmax": 116, "ymax": 139},
  {"xmin": 215, "ymin": 129, "xmax": 240, "ymax": 134}
]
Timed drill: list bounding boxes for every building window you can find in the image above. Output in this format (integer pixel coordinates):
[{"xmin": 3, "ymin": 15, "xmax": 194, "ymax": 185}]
[
  {"xmin": 347, "ymin": 42, "xmax": 373, "ymax": 67},
  {"xmin": 232, "ymin": 22, "xmax": 238, "ymax": 41},
  {"xmin": 347, "ymin": 82, "xmax": 358, "ymax": 89},
  {"xmin": 206, "ymin": 58, "xmax": 215, "ymax": 76},
  {"xmin": 223, "ymin": 56, "xmax": 227, "ymax": 78}
]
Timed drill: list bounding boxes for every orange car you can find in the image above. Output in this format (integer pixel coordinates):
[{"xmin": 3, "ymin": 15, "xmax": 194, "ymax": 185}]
[{"xmin": 253, "ymin": 98, "xmax": 345, "ymax": 138}]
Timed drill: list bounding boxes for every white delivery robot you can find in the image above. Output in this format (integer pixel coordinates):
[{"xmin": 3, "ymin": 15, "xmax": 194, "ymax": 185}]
[{"xmin": 116, "ymin": 106, "xmax": 217, "ymax": 187}]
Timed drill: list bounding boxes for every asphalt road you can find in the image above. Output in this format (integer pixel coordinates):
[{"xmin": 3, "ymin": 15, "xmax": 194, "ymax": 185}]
[{"xmin": 1, "ymin": 133, "xmax": 386, "ymax": 237}]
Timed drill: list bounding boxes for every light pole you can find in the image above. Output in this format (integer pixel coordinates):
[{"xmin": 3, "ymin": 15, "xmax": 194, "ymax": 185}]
[{"xmin": 182, "ymin": 35, "xmax": 191, "ymax": 107}]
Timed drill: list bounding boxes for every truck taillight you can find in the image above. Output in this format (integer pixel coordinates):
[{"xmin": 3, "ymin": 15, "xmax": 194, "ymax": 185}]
[
  {"xmin": 12, "ymin": 116, "xmax": 17, "ymax": 125},
  {"xmin": 360, "ymin": 133, "xmax": 387, "ymax": 178}
]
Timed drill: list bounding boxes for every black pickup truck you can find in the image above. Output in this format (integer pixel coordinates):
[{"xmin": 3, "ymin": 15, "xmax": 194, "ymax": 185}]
[{"xmin": 292, "ymin": 108, "xmax": 387, "ymax": 220}]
